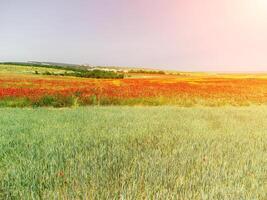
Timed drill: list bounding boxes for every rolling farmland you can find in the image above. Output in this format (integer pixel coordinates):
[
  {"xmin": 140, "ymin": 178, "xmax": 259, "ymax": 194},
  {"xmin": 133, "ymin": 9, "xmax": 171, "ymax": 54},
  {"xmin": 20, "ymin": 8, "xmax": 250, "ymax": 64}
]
[{"xmin": 0, "ymin": 64, "xmax": 266, "ymax": 199}]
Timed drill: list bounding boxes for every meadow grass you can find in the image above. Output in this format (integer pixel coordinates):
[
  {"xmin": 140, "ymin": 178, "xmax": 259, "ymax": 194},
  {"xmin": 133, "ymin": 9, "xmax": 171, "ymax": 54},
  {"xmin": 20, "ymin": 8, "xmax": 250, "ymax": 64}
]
[
  {"xmin": 0, "ymin": 64, "xmax": 71, "ymax": 75},
  {"xmin": 0, "ymin": 95, "xmax": 259, "ymax": 108},
  {"xmin": 0, "ymin": 106, "xmax": 266, "ymax": 199}
]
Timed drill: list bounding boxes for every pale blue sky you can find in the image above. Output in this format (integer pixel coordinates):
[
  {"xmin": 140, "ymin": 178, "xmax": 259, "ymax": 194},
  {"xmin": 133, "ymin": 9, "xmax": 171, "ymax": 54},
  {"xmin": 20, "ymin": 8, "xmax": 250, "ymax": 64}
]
[{"xmin": 1, "ymin": 0, "xmax": 267, "ymax": 71}]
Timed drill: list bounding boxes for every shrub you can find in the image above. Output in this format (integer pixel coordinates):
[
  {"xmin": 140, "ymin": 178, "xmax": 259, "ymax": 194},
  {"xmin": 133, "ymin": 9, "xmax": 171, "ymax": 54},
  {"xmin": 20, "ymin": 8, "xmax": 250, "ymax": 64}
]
[
  {"xmin": 71, "ymin": 70, "xmax": 124, "ymax": 79},
  {"xmin": 33, "ymin": 95, "xmax": 76, "ymax": 107}
]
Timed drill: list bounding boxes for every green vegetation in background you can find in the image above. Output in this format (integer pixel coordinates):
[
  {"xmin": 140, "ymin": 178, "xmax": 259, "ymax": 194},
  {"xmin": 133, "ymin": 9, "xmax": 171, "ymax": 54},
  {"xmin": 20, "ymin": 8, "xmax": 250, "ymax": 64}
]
[
  {"xmin": 0, "ymin": 106, "xmax": 266, "ymax": 199},
  {"xmin": 45, "ymin": 69, "xmax": 124, "ymax": 79},
  {"xmin": 128, "ymin": 69, "xmax": 166, "ymax": 74},
  {"xmin": 0, "ymin": 63, "xmax": 124, "ymax": 79}
]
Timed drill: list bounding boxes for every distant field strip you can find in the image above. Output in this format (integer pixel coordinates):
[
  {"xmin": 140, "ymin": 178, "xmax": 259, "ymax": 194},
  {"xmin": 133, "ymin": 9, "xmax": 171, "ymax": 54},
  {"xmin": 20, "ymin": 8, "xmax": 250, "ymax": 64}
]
[
  {"xmin": 0, "ymin": 64, "xmax": 71, "ymax": 75},
  {"xmin": 0, "ymin": 106, "xmax": 266, "ymax": 199}
]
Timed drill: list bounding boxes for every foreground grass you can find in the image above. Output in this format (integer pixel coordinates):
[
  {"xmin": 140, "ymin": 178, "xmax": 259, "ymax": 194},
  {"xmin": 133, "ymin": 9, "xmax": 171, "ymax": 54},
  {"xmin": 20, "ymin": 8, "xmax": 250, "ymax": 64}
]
[{"xmin": 0, "ymin": 106, "xmax": 266, "ymax": 199}]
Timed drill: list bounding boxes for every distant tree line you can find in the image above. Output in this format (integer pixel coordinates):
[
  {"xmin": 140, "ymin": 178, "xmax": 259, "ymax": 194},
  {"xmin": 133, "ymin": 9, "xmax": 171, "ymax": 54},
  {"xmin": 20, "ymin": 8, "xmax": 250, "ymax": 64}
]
[
  {"xmin": 128, "ymin": 69, "xmax": 165, "ymax": 74},
  {"xmin": 51, "ymin": 70, "xmax": 124, "ymax": 79}
]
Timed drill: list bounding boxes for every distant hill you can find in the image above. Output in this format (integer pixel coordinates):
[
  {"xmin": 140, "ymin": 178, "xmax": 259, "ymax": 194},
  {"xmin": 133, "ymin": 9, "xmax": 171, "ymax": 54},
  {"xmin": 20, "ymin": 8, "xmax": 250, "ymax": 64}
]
[
  {"xmin": 0, "ymin": 61, "xmax": 175, "ymax": 74},
  {"xmin": 0, "ymin": 61, "xmax": 89, "ymax": 71},
  {"xmin": 28, "ymin": 61, "xmax": 79, "ymax": 67}
]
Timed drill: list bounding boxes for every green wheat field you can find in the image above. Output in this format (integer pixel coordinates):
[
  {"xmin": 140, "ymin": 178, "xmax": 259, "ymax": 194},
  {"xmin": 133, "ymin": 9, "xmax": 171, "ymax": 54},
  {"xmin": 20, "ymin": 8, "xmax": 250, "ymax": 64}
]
[{"xmin": 0, "ymin": 106, "xmax": 266, "ymax": 199}]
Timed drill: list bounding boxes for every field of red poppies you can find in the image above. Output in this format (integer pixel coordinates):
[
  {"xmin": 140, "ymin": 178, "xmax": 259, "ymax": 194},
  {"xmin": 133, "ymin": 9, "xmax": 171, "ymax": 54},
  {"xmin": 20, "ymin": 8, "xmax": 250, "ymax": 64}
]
[{"xmin": 1, "ymin": 65, "xmax": 267, "ymax": 107}]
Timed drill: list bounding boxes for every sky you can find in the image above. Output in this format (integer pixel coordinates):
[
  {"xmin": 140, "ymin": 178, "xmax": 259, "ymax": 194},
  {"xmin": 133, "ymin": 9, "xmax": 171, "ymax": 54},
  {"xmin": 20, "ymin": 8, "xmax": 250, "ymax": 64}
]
[{"xmin": 1, "ymin": 0, "xmax": 267, "ymax": 71}]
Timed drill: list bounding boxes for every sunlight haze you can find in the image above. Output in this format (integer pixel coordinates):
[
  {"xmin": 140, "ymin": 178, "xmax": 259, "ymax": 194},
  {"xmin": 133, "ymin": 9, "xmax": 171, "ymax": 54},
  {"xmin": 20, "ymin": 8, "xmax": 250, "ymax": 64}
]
[{"xmin": 1, "ymin": 0, "xmax": 267, "ymax": 71}]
